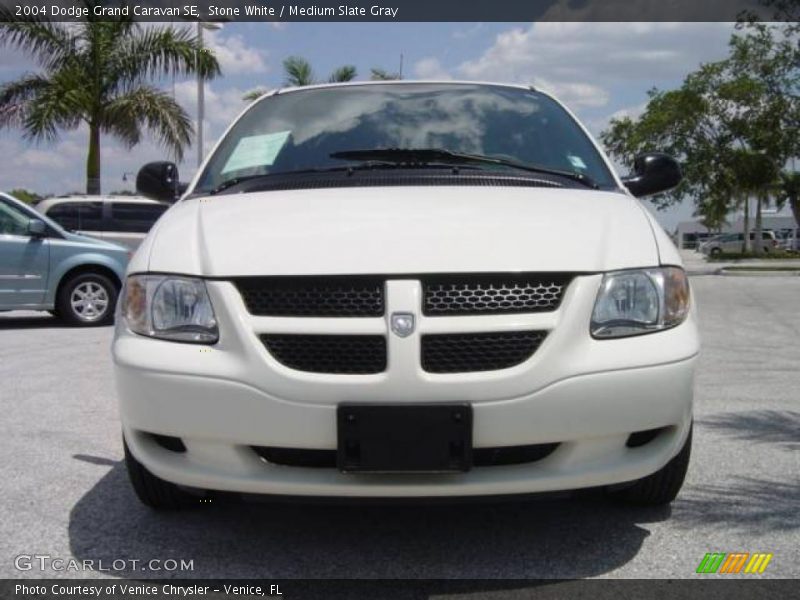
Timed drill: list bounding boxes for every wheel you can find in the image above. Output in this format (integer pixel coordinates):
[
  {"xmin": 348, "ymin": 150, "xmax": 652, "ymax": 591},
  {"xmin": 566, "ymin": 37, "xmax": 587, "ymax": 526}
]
[
  {"xmin": 710, "ymin": 247, "xmax": 721, "ymax": 257},
  {"xmin": 124, "ymin": 436, "xmax": 197, "ymax": 510},
  {"xmin": 56, "ymin": 272, "xmax": 118, "ymax": 326},
  {"xmin": 608, "ymin": 427, "xmax": 692, "ymax": 506}
]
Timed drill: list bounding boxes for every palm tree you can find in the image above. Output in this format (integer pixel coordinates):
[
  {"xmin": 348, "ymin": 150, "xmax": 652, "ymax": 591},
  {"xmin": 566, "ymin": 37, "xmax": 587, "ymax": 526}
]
[
  {"xmin": 242, "ymin": 88, "xmax": 270, "ymax": 103},
  {"xmin": 282, "ymin": 56, "xmax": 356, "ymax": 87},
  {"xmin": 329, "ymin": 65, "xmax": 357, "ymax": 83},
  {"xmin": 0, "ymin": 4, "xmax": 220, "ymax": 194},
  {"xmin": 283, "ymin": 56, "xmax": 316, "ymax": 87},
  {"xmin": 243, "ymin": 58, "xmax": 401, "ymax": 102},
  {"xmin": 370, "ymin": 68, "xmax": 401, "ymax": 81},
  {"xmin": 776, "ymin": 171, "xmax": 800, "ymax": 229}
]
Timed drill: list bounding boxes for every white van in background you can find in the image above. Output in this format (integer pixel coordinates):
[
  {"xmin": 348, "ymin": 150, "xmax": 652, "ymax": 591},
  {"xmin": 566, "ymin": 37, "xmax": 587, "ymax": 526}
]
[{"xmin": 35, "ymin": 195, "xmax": 169, "ymax": 251}]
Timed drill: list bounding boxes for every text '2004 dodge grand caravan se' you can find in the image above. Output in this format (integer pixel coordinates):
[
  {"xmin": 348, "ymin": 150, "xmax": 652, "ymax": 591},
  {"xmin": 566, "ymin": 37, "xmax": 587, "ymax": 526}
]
[{"xmin": 114, "ymin": 82, "xmax": 698, "ymax": 509}]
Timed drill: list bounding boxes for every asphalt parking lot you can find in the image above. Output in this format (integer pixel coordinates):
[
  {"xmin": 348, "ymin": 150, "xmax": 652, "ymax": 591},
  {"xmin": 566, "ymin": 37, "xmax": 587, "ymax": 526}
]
[{"xmin": 0, "ymin": 275, "xmax": 798, "ymax": 581}]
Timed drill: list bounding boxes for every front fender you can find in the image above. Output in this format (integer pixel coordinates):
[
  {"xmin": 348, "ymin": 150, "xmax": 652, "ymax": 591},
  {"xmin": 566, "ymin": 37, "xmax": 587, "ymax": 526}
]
[{"xmin": 45, "ymin": 249, "xmax": 129, "ymax": 307}]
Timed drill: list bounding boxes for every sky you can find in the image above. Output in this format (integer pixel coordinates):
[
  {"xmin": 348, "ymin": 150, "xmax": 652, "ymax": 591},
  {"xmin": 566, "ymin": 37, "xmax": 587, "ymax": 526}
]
[{"xmin": 0, "ymin": 21, "xmax": 745, "ymax": 230}]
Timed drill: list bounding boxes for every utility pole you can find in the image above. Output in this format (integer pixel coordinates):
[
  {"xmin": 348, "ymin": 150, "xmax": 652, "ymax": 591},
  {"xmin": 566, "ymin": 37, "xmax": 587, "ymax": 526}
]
[{"xmin": 196, "ymin": 21, "xmax": 223, "ymax": 168}]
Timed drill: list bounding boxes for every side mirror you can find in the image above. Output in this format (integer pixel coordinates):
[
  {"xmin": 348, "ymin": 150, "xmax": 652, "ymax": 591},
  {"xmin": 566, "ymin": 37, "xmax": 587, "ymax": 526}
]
[
  {"xmin": 622, "ymin": 153, "xmax": 682, "ymax": 198},
  {"xmin": 136, "ymin": 161, "xmax": 182, "ymax": 202},
  {"xmin": 27, "ymin": 219, "xmax": 46, "ymax": 237}
]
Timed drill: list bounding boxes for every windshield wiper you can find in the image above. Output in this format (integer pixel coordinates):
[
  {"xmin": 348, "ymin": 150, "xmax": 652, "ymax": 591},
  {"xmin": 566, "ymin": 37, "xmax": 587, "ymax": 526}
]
[
  {"xmin": 330, "ymin": 148, "xmax": 599, "ymax": 189},
  {"xmin": 204, "ymin": 161, "xmax": 475, "ymax": 195}
]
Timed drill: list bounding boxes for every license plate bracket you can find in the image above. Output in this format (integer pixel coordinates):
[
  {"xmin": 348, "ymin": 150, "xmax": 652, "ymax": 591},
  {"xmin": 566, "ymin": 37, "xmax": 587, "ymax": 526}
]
[{"xmin": 337, "ymin": 403, "xmax": 472, "ymax": 473}]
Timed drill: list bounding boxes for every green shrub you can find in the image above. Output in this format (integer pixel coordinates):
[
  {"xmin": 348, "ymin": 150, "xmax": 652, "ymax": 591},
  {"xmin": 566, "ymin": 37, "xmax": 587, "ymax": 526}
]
[{"xmin": 708, "ymin": 251, "xmax": 800, "ymax": 261}]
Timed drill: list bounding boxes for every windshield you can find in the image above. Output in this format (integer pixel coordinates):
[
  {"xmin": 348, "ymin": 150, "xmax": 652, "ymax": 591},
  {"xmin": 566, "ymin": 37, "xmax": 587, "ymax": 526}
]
[{"xmin": 194, "ymin": 83, "xmax": 618, "ymax": 194}]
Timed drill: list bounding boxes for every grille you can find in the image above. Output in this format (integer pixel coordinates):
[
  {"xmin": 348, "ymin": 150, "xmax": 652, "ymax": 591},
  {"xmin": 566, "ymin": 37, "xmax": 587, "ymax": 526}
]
[
  {"xmin": 421, "ymin": 331, "xmax": 547, "ymax": 373},
  {"xmin": 261, "ymin": 334, "xmax": 386, "ymax": 374},
  {"xmin": 423, "ymin": 274, "xmax": 572, "ymax": 316},
  {"xmin": 234, "ymin": 276, "xmax": 384, "ymax": 317},
  {"xmin": 251, "ymin": 443, "xmax": 559, "ymax": 469}
]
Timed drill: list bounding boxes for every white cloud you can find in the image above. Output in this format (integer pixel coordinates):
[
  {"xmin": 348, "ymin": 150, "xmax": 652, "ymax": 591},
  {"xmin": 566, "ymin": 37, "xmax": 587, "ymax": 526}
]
[
  {"xmin": 452, "ymin": 23, "xmax": 484, "ymax": 40},
  {"xmin": 412, "ymin": 58, "xmax": 453, "ymax": 80},
  {"xmin": 457, "ymin": 22, "xmax": 734, "ymax": 107},
  {"xmin": 205, "ymin": 30, "xmax": 269, "ymax": 75}
]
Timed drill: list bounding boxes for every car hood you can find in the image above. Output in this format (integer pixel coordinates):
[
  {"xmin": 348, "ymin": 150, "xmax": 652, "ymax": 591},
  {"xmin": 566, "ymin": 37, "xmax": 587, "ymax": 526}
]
[
  {"xmin": 61, "ymin": 229, "xmax": 128, "ymax": 252},
  {"xmin": 142, "ymin": 186, "xmax": 660, "ymax": 276}
]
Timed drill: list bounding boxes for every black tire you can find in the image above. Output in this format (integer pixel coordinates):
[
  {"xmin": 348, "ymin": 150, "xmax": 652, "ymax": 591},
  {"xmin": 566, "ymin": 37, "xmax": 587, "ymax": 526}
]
[
  {"xmin": 56, "ymin": 272, "xmax": 118, "ymax": 326},
  {"xmin": 710, "ymin": 247, "xmax": 721, "ymax": 257},
  {"xmin": 124, "ymin": 437, "xmax": 196, "ymax": 510},
  {"xmin": 608, "ymin": 427, "xmax": 692, "ymax": 506}
]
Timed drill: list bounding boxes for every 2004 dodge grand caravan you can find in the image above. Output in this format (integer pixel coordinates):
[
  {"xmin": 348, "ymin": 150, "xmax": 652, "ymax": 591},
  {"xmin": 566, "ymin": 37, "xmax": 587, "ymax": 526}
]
[{"xmin": 114, "ymin": 81, "xmax": 698, "ymax": 509}]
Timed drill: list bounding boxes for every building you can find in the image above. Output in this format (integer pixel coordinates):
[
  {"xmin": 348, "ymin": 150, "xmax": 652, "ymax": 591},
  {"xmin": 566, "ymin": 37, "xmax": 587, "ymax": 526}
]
[{"xmin": 676, "ymin": 206, "xmax": 798, "ymax": 249}]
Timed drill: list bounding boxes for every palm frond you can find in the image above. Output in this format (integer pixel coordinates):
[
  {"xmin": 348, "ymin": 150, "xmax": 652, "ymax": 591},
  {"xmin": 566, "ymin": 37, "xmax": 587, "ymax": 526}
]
[
  {"xmin": 329, "ymin": 65, "xmax": 357, "ymax": 83},
  {"xmin": 283, "ymin": 56, "xmax": 314, "ymax": 87},
  {"xmin": 111, "ymin": 25, "xmax": 220, "ymax": 87},
  {"xmin": 242, "ymin": 88, "xmax": 269, "ymax": 102},
  {"xmin": 0, "ymin": 73, "xmax": 50, "ymax": 128},
  {"xmin": 103, "ymin": 86, "xmax": 192, "ymax": 161},
  {"xmin": 0, "ymin": 16, "xmax": 76, "ymax": 71},
  {"xmin": 21, "ymin": 83, "xmax": 84, "ymax": 143},
  {"xmin": 370, "ymin": 68, "xmax": 400, "ymax": 81}
]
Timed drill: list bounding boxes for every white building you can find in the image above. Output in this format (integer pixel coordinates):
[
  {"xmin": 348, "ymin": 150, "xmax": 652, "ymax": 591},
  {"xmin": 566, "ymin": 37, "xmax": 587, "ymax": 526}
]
[{"xmin": 676, "ymin": 205, "xmax": 797, "ymax": 249}]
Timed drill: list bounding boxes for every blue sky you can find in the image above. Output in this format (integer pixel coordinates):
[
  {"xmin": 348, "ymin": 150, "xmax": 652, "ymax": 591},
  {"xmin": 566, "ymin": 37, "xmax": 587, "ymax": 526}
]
[{"xmin": 0, "ymin": 21, "xmax": 742, "ymax": 229}]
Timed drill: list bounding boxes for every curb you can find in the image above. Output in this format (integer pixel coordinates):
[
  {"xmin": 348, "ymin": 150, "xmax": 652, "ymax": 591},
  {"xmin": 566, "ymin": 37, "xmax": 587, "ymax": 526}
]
[{"xmin": 718, "ymin": 268, "xmax": 800, "ymax": 277}]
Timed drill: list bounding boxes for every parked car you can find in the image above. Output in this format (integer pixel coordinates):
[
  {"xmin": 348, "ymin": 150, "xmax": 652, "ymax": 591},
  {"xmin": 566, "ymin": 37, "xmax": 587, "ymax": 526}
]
[
  {"xmin": 777, "ymin": 229, "xmax": 799, "ymax": 251},
  {"xmin": 114, "ymin": 81, "xmax": 698, "ymax": 509},
  {"xmin": 0, "ymin": 191, "xmax": 128, "ymax": 325},
  {"xmin": 35, "ymin": 195, "xmax": 169, "ymax": 251},
  {"xmin": 699, "ymin": 231, "xmax": 779, "ymax": 256}
]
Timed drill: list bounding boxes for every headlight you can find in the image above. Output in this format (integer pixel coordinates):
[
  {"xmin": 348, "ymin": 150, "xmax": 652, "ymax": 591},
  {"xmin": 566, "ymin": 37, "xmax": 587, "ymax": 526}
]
[
  {"xmin": 121, "ymin": 274, "xmax": 218, "ymax": 343},
  {"xmin": 591, "ymin": 267, "xmax": 690, "ymax": 339}
]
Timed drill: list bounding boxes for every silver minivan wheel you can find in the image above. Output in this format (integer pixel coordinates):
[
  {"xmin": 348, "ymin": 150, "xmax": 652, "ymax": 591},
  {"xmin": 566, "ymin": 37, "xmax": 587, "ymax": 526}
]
[
  {"xmin": 57, "ymin": 272, "xmax": 118, "ymax": 326},
  {"xmin": 70, "ymin": 281, "xmax": 110, "ymax": 322}
]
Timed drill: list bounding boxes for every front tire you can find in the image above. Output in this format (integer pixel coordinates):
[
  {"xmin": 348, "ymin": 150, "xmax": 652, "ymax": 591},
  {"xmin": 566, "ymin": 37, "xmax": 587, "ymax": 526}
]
[
  {"xmin": 124, "ymin": 437, "xmax": 196, "ymax": 510},
  {"xmin": 57, "ymin": 272, "xmax": 118, "ymax": 326},
  {"xmin": 608, "ymin": 427, "xmax": 692, "ymax": 506}
]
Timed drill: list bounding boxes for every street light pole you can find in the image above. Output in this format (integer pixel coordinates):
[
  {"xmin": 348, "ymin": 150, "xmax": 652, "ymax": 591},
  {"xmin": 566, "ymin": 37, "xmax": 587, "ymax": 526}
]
[
  {"xmin": 195, "ymin": 20, "xmax": 223, "ymax": 169},
  {"xmin": 197, "ymin": 21, "xmax": 204, "ymax": 169}
]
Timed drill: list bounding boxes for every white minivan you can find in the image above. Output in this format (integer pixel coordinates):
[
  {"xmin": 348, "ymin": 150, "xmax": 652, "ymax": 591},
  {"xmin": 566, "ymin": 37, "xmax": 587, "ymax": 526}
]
[
  {"xmin": 113, "ymin": 81, "xmax": 699, "ymax": 509},
  {"xmin": 36, "ymin": 195, "xmax": 169, "ymax": 251}
]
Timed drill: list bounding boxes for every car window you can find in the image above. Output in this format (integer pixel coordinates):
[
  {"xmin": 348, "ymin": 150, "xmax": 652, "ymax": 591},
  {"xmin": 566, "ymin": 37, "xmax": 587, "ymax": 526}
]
[
  {"xmin": 47, "ymin": 201, "xmax": 104, "ymax": 231},
  {"xmin": 109, "ymin": 202, "xmax": 167, "ymax": 233},
  {"xmin": 195, "ymin": 83, "xmax": 618, "ymax": 193},
  {"xmin": 0, "ymin": 199, "xmax": 31, "ymax": 236}
]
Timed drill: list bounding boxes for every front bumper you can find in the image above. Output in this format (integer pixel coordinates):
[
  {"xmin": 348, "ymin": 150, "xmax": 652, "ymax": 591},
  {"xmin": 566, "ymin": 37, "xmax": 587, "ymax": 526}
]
[{"xmin": 113, "ymin": 274, "xmax": 698, "ymax": 497}]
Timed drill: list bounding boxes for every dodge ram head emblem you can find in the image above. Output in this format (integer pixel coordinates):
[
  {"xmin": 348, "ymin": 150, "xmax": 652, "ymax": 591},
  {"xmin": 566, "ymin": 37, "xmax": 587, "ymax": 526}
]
[{"xmin": 390, "ymin": 313, "xmax": 415, "ymax": 337}]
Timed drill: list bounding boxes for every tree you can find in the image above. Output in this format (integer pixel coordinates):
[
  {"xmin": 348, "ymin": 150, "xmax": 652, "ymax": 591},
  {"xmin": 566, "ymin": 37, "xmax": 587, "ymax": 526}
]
[
  {"xmin": 7, "ymin": 188, "xmax": 42, "ymax": 204},
  {"xmin": 775, "ymin": 170, "xmax": 800, "ymax": 229},
  {"xmin": 370, "ymin": 67, "xmax": 401, "ymax": 81},
  {"xmin": 329, "ymin": 65, "xmax": 357, "ymax": 83},
  {"xmin": 601, "ymin": 21, "xmax": 799, "ymax": 254},
  {"xmin": 242, "ymin": 87, "xmax": 269, "ymax": 102},
  {"xmin": 243, "ymin": 59, "xmax": 403, "ymax": 101},
  {"xmin": 283, "ymin": 56, "xmax": 315, "ymax": 87},
  {"xmin": 0, "ymin": 3, "xmax": 220, "ymax": 195},
  {"xmin": 282, "ymin": 56, "xmax": 357, "ymax": 87}
]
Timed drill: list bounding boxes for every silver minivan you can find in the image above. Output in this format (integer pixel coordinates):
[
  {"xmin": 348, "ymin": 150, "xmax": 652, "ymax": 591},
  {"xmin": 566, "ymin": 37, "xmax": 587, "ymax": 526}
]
[
  {"xmin": 0, "ymin": 192, "xmax": 128, "ymax": 325},
  {"xmin": 35, "ymin": 195, "xmax": 169, "ymax": 251},
  {"xmin": 699, "ymin": 231, "xmax": 779, "ymax": 256}
]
